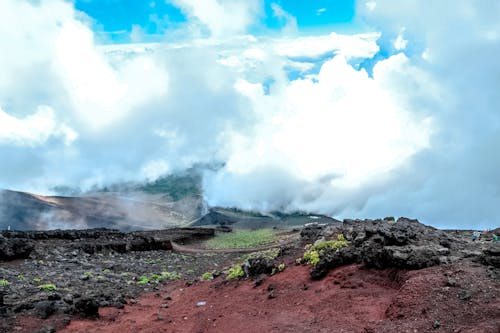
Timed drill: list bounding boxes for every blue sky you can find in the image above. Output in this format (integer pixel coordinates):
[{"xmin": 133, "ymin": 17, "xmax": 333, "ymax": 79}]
[{"xmin": 75, "ymin": 0, "xmax": 357, "ymax": 43}]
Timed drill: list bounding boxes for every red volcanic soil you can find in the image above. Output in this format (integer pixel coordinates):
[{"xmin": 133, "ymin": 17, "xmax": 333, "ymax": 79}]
[{"xmin": 56, "ymin": 261, "xmax": 499, "ymax": 333}]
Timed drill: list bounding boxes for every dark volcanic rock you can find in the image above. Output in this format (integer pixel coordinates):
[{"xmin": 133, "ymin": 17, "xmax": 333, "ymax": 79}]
[
  {"xmin": 481, "ymin": 243, "xmax": 500, "ymax": 268},
  {"xmin": 34, "ymin": 301, "xmax": 56, "ymax": 319},
  {"xmin": 193, "ymin": 209, "xmax": 238, "ymax": 226},
  {"xmin": 300, "ymin": 222, "xmax": 342, "ymax": 243},
  {"xmin": 0, "ymin": 227, "xmax": 213, "ymax": 261},
  {"xmin": 0, "ymin": 234, "xmax": 34, "ymax": 260},
  {"xmin": 308, "ymin": 217, "xmax": 458, "ymax": 279},
  {"xmin": 244, "ymin": 257, "xmax": 275, "ymax": 277},
  {"xmin": 74, "ymin": 297, "xmax": 99, "ymax": 318}
]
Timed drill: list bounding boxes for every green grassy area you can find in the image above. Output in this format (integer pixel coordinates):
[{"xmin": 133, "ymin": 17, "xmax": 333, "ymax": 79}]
[
  {"xmin": 138, "ymin": 172, "xmax": 201, "ymax": 200},
  {"xmin": 205, "ymin": 229, "xmax": 277, "ymax": 249}
]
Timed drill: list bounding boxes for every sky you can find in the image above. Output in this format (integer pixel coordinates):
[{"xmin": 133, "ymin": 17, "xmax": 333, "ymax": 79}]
[{"xmin": 0, "ymin": 0, "xmax": 499, "ymax": 229}]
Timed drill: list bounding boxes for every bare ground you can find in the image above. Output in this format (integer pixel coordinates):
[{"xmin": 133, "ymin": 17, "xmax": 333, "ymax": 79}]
[{"xmin": 57, "ymin": 260, "xmax": 499, "ymax": 333}]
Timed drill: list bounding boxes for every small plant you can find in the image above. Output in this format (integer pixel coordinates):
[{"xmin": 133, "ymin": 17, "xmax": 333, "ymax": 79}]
[
  {"xmin": 186, "ymin": 269, "xmax": 195, "ymax": 274},
  {"xmin": 17, "ymin": 274, "xmax": 25, "ymax": 280},
  {"xmin": 278, "ymin": 263, "xmax": 286, "ymax": 272},
  {"xmin": 38, "ymin": 284, "xmax": 57, "ymax": 291},
  {"xmin": 201, "ymin": 272, "xmax": 214, "ymax": 280},
  {"xmin": 161, "ymin": 271, "xmax": 181, "ymax": 280},
  {"xmin": 33, "ymin": 277, "xmax": 41, "ymax": 284},
  {"xmin": 137, "ymin": 276, "xmax": 150, "ymax": 285},
  {"xmin": 302, "ymin": 234, "xmax": 349, "ymax": 267},
  {"xmin": 103, "ymin": 269, "xmax": 111, "ymax": 274},
  {"xmin": 226, "ymin": 264, "xmax": 245, "ymax": 280},
  {"xmin": 149, "ymin": 274, "xmax": 164, "ymax": 282},
  {"xmin": 121, "ymin": 272, "xmax": 130, "ymax": 276},
  {"xmin": 303, "ymin": 249, "xmax": 320, "ymax": 266},
  {"xmin": 0, "ymin": 279, "xmax": 10, "ymax": 286},
  {"xmin": 83, "ymin": 271, "xmax": 93, "ymax": 278}
]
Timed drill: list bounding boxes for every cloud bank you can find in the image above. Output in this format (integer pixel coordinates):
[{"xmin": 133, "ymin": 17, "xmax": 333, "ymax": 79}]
[{"xmin": 0, "ymin": 0, "xmax": 499, "ymax": 229}]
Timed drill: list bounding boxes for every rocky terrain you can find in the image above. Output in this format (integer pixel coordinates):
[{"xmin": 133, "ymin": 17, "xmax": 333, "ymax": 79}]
[{"xmin": 0, "ymin": 217, "xmax": 499, "ymax": 332}]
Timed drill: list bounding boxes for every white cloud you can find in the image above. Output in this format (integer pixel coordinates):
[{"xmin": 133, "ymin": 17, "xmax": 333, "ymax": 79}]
[
  {"xmin": 273, "ymin": 32, "xmax": 380, "ymax": 59},
  {"xmin": 271, "ymin": 3, "xmax": 298, "ymax": 34},
  {"xmin": 352, "ymin": 0, "xmax": 500, "ymax": 228},
  {"xmin": 393, "ymin": 27, "xmax": 408, "ymax": 50},
  {"xmin": 172, "ymin": 0, "xmax": 262, "ymax": 37},
  {"xmin": 366, "ymin": 1, "xmax": 377, "ymax": 11},
  {"xmin": 205, "ymin": 53, "xmax": 434, "ymax": 209},
  {"xmin": 0, "ymin": 106, "xmax": 76, "ymax": 147},
  {"xmin": 316, "ymin": 8, "xmax": 327, "ymax": 16},
  {"xmin": 1, "ymin": 0, "xmax": 499, "ymax": 229}
]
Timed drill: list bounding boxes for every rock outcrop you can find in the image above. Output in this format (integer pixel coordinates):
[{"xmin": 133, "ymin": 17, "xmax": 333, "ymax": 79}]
[{"xmin": 302, "ymin": 218, "xmax": 489, "ymax": 279}]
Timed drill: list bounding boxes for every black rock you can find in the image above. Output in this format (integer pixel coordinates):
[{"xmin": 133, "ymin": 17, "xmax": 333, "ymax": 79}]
[
  {"xmin": 74, "ymin": 297, "xmax": 99, "ymax": 318},
  {"xmin": 245, "ymin": 257, "xmax": 275, "ymax": 277},
  {"xmin": 35, "ymin": 301, "xmax": 56, "ymax": 319}
]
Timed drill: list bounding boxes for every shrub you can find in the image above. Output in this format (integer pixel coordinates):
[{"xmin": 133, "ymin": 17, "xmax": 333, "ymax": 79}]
[
  {"xmin": 38, "ymin": 284, "xmax": 57, "ymax": 291},
  {"xmin": 0, "ymin": 279, "xmax": 10, "ymax": 286},
  {"xmin": 302, "ymin": 234, "xmax": 349, "ymax": 266},
  {"xmin": 201, "ymin": 272, "xmax": 214, "ymax": 280},
  {"xmin": 226, "ymin": 264, "xmax": 245, "ymax": 280},
  {"xmin": 303, "ymin": 249, "xmax": 320, "ymax": 266},
  {"xmin": 137, "ymin": 276, "xmax": 150, "ymax": 285}
]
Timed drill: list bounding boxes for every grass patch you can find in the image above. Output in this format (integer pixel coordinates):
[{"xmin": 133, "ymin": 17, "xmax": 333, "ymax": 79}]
[
  {"xmin": 205, "ymin": 229, "xmax": 276, "ymax": 249},
  {"xmin": 226, "ymin": 264, "xmax": 245, "ymax": 280},
  {"xmin": 38, "ymin": 284, "xmax": 57, "ymax": 291}
]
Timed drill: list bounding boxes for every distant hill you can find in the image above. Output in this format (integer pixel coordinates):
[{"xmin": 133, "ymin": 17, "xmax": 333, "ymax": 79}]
[{"xmin": 0, "ymin": 189, "xmax": 202, "ymax": 231}]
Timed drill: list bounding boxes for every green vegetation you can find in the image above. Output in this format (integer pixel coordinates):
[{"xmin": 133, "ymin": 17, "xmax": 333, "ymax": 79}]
[
  {"xmin": 38, "ymin": 284, "xmax": 57, "ymax": 291},
  {"xmin": 206, "ymin": 229, "xmax": 276, "ymax": 249},
  {"xmin": 201, "ymin": 272, "xmax": 214, "ymax": 280},
  {"xmin": 138, "ymin": 172, "xmax": 201, "ymax": 200},
  {"xmin": 0, "ymin": 279, "xmax": 10, "ymax": 286},
  {"xmin": 272, "ymin": 263, "xmax": 287, "ymax": 275},
  {"xmin": 303, "ymin": 249, "xmax": 320, "ymax": 266},
  {"xmin": 302, "ymin": 234, "xmax": 349, "ymax": 266},
  {"xmin": 161, "ymin": 271, "xmax": 181, "ymax": 280},
  {"xmin": 137, "ymin": 272, "xmax": 181, "ymax": 285},
  {"xmin": 137, "ymin": 276, "xmax": 150, "ymax": 285},
  {"xmin": 221, "ymin": 207, "xmax": 268, "ymax": 218},
  {"xmin": 103, "ymin": 269, "xmax": 111, "ymax": 274},
  {"xmin": 226, "ymin": 264, "xmax": 245, "ymax": 280},
  {"xmin": 33, "ymin": 277, "xmax": 41, "ymax": 284}
]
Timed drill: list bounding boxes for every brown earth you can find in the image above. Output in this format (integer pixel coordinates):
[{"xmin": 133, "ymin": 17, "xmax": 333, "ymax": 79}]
[{"xmin": 53, "ymin": 260, "xmax": 499, "ymax": 333}]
